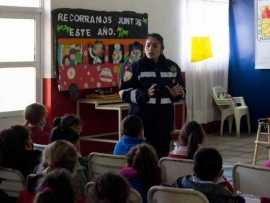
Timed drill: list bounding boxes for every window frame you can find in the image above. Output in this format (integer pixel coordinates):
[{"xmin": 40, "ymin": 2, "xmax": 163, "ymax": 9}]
[{"xmin": 0, "ymin": 4, "xmax": 43, "ymax": 117}]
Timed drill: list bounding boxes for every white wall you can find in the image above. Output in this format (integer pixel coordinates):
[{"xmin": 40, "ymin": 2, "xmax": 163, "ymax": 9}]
[{"xmin": 43, "ymin": 0, "xmax": 182, "ymax": 77}]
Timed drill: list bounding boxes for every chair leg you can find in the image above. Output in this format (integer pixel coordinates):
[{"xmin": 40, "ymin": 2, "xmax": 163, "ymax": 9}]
[
  {"xmin": 235, "ymin": 114, "xmax": 242, "ymax": 137},
  {"xmin": 220, "ymin": 117, "xmax": 225, "ymax": 136},
  {"xmin": 247, "ymin": 113, "xmax": 251, "ymax": 135},
  {"xmin": 253, "ymin": 123, "xmax": 262, "ymax": 165},
  {"xmin": 228, "ymin": 116, "xmax": 233, "ymax": 135}
]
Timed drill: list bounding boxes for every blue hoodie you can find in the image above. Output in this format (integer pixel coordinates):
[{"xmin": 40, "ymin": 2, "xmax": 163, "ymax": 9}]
[{"xmin": 113, "ymin": 135, "xmax": 143, "ymax": 155}]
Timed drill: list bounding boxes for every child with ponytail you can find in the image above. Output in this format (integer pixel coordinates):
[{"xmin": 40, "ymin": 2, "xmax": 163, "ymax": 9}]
[{"xmin": 169, "ymin": 121, "xmax": 205, "ymax": 159}]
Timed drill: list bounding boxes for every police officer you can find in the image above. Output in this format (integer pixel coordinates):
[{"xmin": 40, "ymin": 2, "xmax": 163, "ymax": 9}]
[{"xmin": 119, "ymin": 33, "xmax": 185, "ymax": 157}]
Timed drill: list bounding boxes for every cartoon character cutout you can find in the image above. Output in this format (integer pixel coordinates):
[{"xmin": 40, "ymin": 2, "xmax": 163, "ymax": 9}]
[
  {"xmin": 62, "ymin": 55, "xmax": 71, "ymax": 66},
  {"xmin": 118, "ymin": 42, "xmax": 143, "ymax": 87},
  {"xmin": 128, "ymin": 42, "xmax": 143, "ymax": 64},
  {"xmin": 89, "ymin": 41, "xmax": 104, "ymax": 64},
  {"xmin": 112, "ymin": 43, "xmax": 123, "ymax": 64}
]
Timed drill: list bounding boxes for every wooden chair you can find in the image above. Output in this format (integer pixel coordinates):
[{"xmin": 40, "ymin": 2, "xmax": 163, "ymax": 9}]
[
  {"xmin": 159, "ymin": 157, "xmax": 193, "ymax": 185},
  {"xmin": 0, "ymin": 167, "xmax": 25, "ymax": 198},
  {"xmin": 88, "ymin": 152, "xmax": 127, "ymax": 180},
  {"xmin": 148, "ymin": 185, "xmax": 209, "ymax": 203},
  {"xmin": 253, "ymin": 119, "xmax": 270, "ymax": 165}
]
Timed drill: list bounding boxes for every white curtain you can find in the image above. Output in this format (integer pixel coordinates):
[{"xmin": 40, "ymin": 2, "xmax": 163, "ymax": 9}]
[{"xmin": 180, "ymin": 0, "xmax": 230, "ymax": 123}]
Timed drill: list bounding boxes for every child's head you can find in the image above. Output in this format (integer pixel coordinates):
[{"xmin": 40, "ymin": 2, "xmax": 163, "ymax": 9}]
[
  {"xmin": 34, "ymin": 169, "xmax": 75, "ymax": 203},
  {"xmin": 127, "ymin": 143, "xmax": 161, "ymax": 189},
  {"xmin": 178, "ymin": 121, "xmax": 205, "ymax": 159},
  {"xmin": 25, "ymin": 103, "xmax": 47, "ymax": 128},
  {"xmin": 42, "ymin": 140, "xmax": 78, "ymax": 173},
  {"xmin": 0, "ymin": 125, "xmax": 33, "ymax": 170},
  {"xmin": 122, "ymin": 115, "xmax": 144, "ymax": 139},
  {"xmin": 193, "ymin": 148, "xmax": 223, "ymax": 182},
  {"xmin": 54, "ymin": 114, "xmax": 81, "ymax": 134},
  {"xmin": 50, "ymin": 114, "xmax": 81, "ymax": 149},
  {"xmin": 87, "ymin": 172, "xmax": 130, "ymax": 203}
]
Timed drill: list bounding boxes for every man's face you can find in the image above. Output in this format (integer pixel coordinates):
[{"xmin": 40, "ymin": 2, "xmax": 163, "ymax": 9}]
[{"xmin": 144, "ymin": 37, "xmax": 162, "ymax": 61}]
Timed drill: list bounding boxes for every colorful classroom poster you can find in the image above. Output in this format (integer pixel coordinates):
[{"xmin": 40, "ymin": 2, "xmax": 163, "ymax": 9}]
[
  {"xmin": 255, "ymin": 0, "xmax": 270, "ymax": 69},
  {"xmin": 52, "ymin": 9, "xmax": 148, "ymax": 91}
]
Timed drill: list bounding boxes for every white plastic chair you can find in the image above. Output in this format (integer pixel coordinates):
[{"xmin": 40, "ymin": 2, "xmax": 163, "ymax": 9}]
[
  {"xmin": 212, "ymin": 86, "xmax": 251, "ymax": 137},
  {"xmin": 148, "ymin": 185, "xmax": 209, "ymax": 203},
  {"xmin": 233, "ymin": 163, "xmax": 270, "ymax": 198},
  {"xmin": 232, "ymin": 97, "xmax": 251, "ymax": 137},
  {"xmin": 87, "ymin": 152, "xmax": 127, "ymax": 180},
  {"xmin": 0, "ymin": 167, "xmax": 25, "ymax": 197},
  {"xmin": 85, "ymin": 181, "xmax": 143, "ymax": 203},
  {"xmin": 159, "ymin": 157, "xmax": 193, "ymax": 185}
]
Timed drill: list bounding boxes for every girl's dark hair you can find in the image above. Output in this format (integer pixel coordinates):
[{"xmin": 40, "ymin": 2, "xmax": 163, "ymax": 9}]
[
  {"xmin": 0, "ymin": 125, "xmax": 30, "ymax": 168},
  {"xmin": 50, "ymin": 114, "xmax": 80, "ymax": 144},
  {"xmin": 89, "ymin": 173, "xmax": 130, "ymax": 203},
  {"xmin": 34, "ymin": 169, "xmax": 75, "ymax": 203},
  {"xmin": 25, "ymin": 103, "xmax": 46, "ymax": 125},
  {"xmin": 53, "ymin": 114, "xmax": 80, "ymax": 131},
  {"xmin": 146, "ymin": 33, "xmax": 164, "ymax": 50},
  {"xmin": 127, "ymin": 144, "xmax": 161, "ymax": 190},
  {"xmin": 180, "ymin": 121, "xmax": 205, "ymax": 159}
]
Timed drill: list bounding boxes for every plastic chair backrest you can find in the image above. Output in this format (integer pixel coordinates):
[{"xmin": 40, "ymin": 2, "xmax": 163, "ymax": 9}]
[
  {"xmin": 232, "ymin": 97, "xmax": 246, "ymax": 107},
  {"xmin": 233, "ymin": 163, "xmax": 270, "ymax": 198},
  {"xmin": 0, "ymin": 167, "xmax": 25, "ymax": 197},
  {"xmin": 148, "ymin": 185, "xmax": 209, "ymax": 203},
  {"xmin": 85, "ymin": 181, "xmax": 143, "ymax": 203},
  {"xmin": 159, "ymin": 157, "xmax": 193, "ymax": 185},
  {"xmin": 88, "ymin": 152, "xmax": 127, "ymax": 180},
  {"xmin": 212, "ymin": 86, "xmax": 233, "ymax": 106}
]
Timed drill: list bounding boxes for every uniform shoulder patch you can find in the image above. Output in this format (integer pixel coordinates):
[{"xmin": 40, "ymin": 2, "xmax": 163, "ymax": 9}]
[
  {"xmin": 169, "ymin": 65, "xmax": 178, "ymax": 73},
  {"xmin": 123, "ymin": 70, "xmax": 133, "ymax": 82}
]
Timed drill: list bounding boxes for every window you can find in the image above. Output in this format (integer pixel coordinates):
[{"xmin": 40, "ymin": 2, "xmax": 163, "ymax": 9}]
[
  {"xmin": 0, "ymin": 2, "xmax": 42, "ymax": 116},
  {"xmin": 0, "ymin": 0, "xmax": 41, "ymax": 7}
]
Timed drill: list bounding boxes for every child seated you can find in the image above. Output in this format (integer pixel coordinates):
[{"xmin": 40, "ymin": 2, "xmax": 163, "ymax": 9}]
[
  {"xmin": 120, "ymin": 143, "xmax": 161, "ymax": 203},
  {"xmin": 113, "ymin": 115, "xmax": 144, "ymax": 155},
  {"xmin": 50, "ymin": 114, "xmax": 87, "ymax": 179},
  {"xmin": 169, "ymin": 121, "xmax": 205, "ymax": 159},
  {"xmin": 50, "ymin": 114, "xmax": 82, "ymax": 151},
  {"xmin": 17, "ymin": 140, "xmax": 86, "ymax": 203},
  {"xmin": 24, "ymin": 103, "xmax": 49, "ymax": 144},
  {"xmin": 86, "ymin": 172, "xmax": 130, "ymax": 203},
  {"xmin": 34, "ymin": 169, "xmax": 75, "ymax": 203},
  {"xmin": 0, "ymin": 125, "xmax": 41, "ymax": 178},
  {"xmin": 176, "ymin": 148, "xmax": 242, "ymax": 203}
]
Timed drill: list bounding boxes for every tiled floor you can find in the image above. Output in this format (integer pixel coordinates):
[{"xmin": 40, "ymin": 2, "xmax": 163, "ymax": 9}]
[{"xmin": 204, "ymin": 132, "xmax": 268, "ymax": 165}]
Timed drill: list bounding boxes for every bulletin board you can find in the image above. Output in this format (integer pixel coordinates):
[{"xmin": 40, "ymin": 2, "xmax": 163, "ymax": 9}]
[
  {"xmin": 52, "ymin": 8, "xmax": 148, "ymax": 91},
  {"xmin": 255, "ymin": 0, "xmax": 270, "ymax": 69}
]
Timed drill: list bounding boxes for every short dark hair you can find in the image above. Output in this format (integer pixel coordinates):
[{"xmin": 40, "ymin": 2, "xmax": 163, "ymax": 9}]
[
  {"xmin": 193, "ymin": 148, "xmax": 223, "ymax": 181},
  {"xmin": 25, "ymin": 103, "xmax": 46, "ymax": 125},
  {"xmin": 147, "ymin": 33, "xmax": 164, "ymax": 50},
  {"xmin": 88, "ymin": 173, "xmax": 130, "ymax": 203},
  {"xmin": 122, "ymin": 115, "xmax": 143, "ymax": 138}
]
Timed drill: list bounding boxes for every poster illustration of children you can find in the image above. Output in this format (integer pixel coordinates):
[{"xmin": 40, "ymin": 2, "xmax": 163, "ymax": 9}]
[
  {"xmin": 109, "ymin": 43, "xmax": 124, "ymax": 64},
  {"xmin": 89, "ymin": 41, "xmax": 105, "ymax": 64}
]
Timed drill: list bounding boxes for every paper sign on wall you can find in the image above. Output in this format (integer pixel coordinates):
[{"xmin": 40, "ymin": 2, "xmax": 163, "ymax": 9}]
[{"xmin": 52, "ymin": 8, "xmax": 148, "ymax": 91}]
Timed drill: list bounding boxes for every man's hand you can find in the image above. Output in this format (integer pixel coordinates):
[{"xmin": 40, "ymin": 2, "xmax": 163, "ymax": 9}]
[
  {"xmin": 148, "ymin": 84, "xmax": 157, "ymax": 97},
  {"xmin": 166, "ymin": 84, "xmax": 185, "ymax": 98}
]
